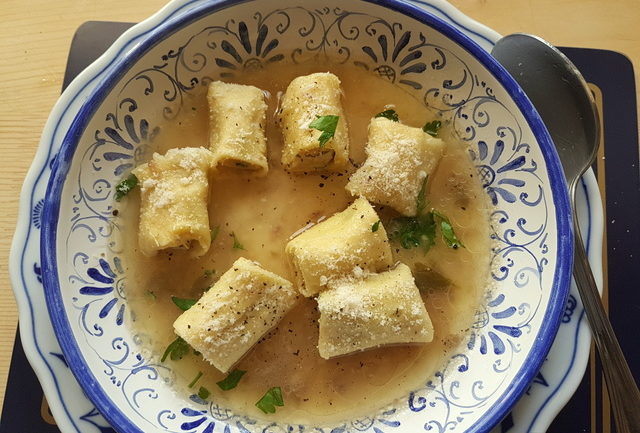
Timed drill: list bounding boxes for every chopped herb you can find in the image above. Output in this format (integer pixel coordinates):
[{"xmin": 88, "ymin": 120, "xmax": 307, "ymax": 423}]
[
  {"xmin": 371, "ymin": 220, "xmax": 381, "ymax": 232},
  {"xmin": 388, "ymin": 213, "xmax": 436, "ymax": 253},
  {"xmin": 416, "ymin": 176, "xmax": 428, "ymax": 215},
  {"xmin": 114, "ymin": 173, "xmax": 138, "ymax": 201},
  {"xmin": 161, "ymin": 337, "xmax": 190, "ymax": 362},
  {"xmin": 210, "ymin": 225, "xmax": 220, "ymax": 241},
  {"xmin": 388, "ymin": 176, "xmax": 434, "ymax": 252},
  {"xmin": 203, "ymin": 269, "xmax": 215, "ymax": 277},
  {"xmin": 232, "ymin": 232, "xmax": 245, "ymax": 250},
  {"xmin": 146, "ymin": 290, "xmax": 156, "ymax": 300},
  {"xmin": 198, "ymin": 386, "xmax": 210, "ymax": 400},
  {"xmin": 188, "ymin": 371, "xmax": 203, "ymax": 388},
  {"xmin": 171, "ymin": 296, "xmax": 197, "ymax": 311},
  {"xmin": 374, "ymin": 109, "xmax": 399, "ymax": 122},
  {"xmin": 423, "ymin": 120, "xmax": 442, "ymax": 137},
  {"xmin": 432, "ymin": 210, "xmax": 465, "ymax": 249},
  {"xmin": 387, "ymin": 173, "xmax": 463, "ymax": 252},
  {"xmin": 413, "ymin": 263, "xmax": 452, "ymax": 291},
  {"xmin": 255, "ymin": 387, "xmax": 284, "ymax": 414},
  {"xmin": 308, "ymin": 115, "xmax": 339, "ymax": 147},
  {"xmin": 216, "ymin": 369, "xmax": 247, "ymax": 391}
]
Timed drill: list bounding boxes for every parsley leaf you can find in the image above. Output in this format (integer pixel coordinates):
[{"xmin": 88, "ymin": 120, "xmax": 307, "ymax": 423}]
[
  {"xmin": 309, "ymin": 115, "xmax": 339, "ymax": 147},
  {"xmin": 374, "ymin": 109, "xmax": 399, "ymax": 122},
  {"xmin": 198, "ymin": 386, "xmax": 210, "ymax": 400},
  {"xmin": 255, "ymin": 387, "xmax": 284, "ymax": 414},
  {"xmin": 216, "ymin": 369, "xmax": 247, "ymax": 391},
  {"xmin": 387, "ymin": 173, "xmax": 463, "ymax": 252},
  {"xmin": 210, "ymin": 225, "xmax": 220, "ymax": 241},
  {"xmin": 388, "ymin": 213, "xmax": 436, "ymax": 253},
  {"xmin": 114, "ymin": 173, "xmax": 138, "ymax": 201},
  {"xmin": 423, "ymin": 120, "xmax": 442, "ymax": 137},
  {"xmin": 146, "ymin": 290, "xmax": 156, "ymax": 300},
  {"xmin": 388, "ymin": 176, "xmax": 435, "ymax": 253},
  {"xmin": 371, "ymin": 220, "xmax": 381, "ymax": 232},
  {"xmin": 161, "ymin": 337, "xmax": 190, "ymax": 362},
  {"xmin": 188, "ymin": 371, "xmax": 203, "ymax": 388},
  {"xmin": 232, "ymin": 232, "xmax": 245, "ymax": 250},
  {"xmin": 413, "ymin": 263, "xmax": 452, "ymax": 291},
  {"xmin": 432, "ymin": 210, "xmax": 465, "ymax": 249},
  {"xmin": 171, "ymin": 296, "xmax": 197, "ymax": 311}
]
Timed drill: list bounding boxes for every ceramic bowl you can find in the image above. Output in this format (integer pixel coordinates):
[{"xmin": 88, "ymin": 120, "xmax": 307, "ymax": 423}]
[{"xmin": 37, "ymin": 0, "xmax": 572, "ymax": 431}]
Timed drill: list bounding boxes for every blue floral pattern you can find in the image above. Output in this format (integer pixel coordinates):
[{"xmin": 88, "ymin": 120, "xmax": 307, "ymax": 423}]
[{"xmin": 47, "ymin": 3, "xmax": 563, "ymax": 433}]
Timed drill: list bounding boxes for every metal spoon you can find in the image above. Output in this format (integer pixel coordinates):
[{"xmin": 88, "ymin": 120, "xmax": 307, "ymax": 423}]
[{"xmin": 491, "ymin": 33, "xmax": 640, "ymax": 433}]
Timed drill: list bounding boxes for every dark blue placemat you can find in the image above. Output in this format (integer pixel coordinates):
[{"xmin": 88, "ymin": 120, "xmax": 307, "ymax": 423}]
[
  {"xmin": 546, "ymin": 47, "xmax": 639, "ymax": 433},
  {"xmin": 2, "ymin": 23, "xmax": 638, "ymax": 432}
]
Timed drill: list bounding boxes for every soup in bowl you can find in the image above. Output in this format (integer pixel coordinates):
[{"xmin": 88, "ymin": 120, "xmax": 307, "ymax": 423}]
[{"xmin": 41, "ymin": 0, "xmax": 572, "ymax": 432}]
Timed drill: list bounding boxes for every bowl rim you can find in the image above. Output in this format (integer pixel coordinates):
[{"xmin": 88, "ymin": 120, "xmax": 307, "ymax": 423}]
[{"xmin": 40, "ymin": 0, "xmax": 574, "ymax": 431}]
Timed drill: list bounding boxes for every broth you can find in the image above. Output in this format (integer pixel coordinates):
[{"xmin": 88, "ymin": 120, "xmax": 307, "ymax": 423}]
[{"xmin": 119, "ymin": 62, "xmax": 491, "ymax": 423}]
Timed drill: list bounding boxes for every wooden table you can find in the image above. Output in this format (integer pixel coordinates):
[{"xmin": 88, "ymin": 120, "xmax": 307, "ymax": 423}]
[{"xmin": 0, "ymin": 0, "xmax": 638, "ymax": 414}]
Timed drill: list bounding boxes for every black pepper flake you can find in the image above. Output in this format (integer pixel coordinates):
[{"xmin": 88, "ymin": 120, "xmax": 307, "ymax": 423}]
[
  {"xmin": 112, "ymin": 209, "xmax": 119, "ymax": 216},
  {"xmin": 319, "ymin": 183, "xmax": 325, "ymax": 188}
]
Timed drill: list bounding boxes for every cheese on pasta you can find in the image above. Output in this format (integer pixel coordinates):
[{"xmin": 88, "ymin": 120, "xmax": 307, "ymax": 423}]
[
  {"xmin": 173, "ymin": 257, "xmax": 298, "ymax": 373},
  {"xmin": 208, "ymin": 81, "xmax": 268, "ymax": 175},
  {"xmin": 317, "ymin": 263, "xmax": 434, "ymax": 359},
  {"xmin": 285, "ymin": 197, "xmax": 392, "ymax": 297},
  {"xmin": 346, "ymin": 117, "xmax": 445, "ymax": 216},
  {"xmin": 279, "ymin": 72, "xmax": 349, "ymax": 172},
  {"xmin": 133, "ymin": 147, "xmax": 214, "ymax": 257}
]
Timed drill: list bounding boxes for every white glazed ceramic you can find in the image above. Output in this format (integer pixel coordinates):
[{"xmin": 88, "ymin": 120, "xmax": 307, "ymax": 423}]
[{"xmin": 9, "ymin": 0, "xmax": 602, "ymax": 432}]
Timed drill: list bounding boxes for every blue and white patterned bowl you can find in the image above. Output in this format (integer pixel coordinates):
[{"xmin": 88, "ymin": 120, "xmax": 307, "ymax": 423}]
[{"xmin": 35, "ymin": 0, "xmax": 573, "ymax": 432}]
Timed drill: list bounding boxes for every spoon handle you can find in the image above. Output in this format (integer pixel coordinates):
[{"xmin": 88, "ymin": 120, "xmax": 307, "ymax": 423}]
[{"xmin": 572, "ymin": 211, "xmax": 640, "ymax": 433}]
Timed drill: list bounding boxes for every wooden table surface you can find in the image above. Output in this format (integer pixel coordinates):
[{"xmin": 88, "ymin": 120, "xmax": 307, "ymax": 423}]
[{"xmin": 0, "ymin": 0, "xmax": 638, "ymax": 415}]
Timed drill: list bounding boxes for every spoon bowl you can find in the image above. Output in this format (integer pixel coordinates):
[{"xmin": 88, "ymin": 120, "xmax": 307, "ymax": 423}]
[
  {"xmin": 492, "ymin": 33, "xmax": 640, "ymax": 433},
  {"xmin": 491, "ymin": 34, "xmax": 599, "ymax": 186}
]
